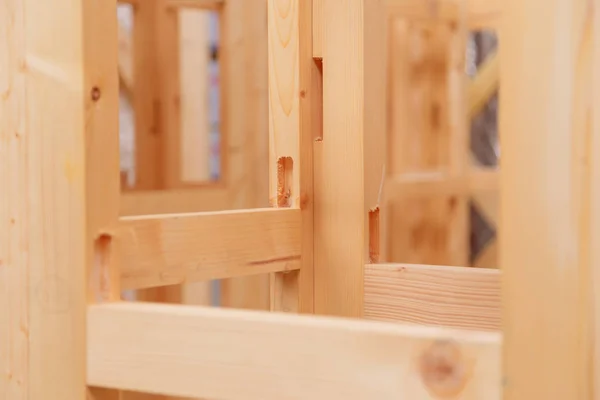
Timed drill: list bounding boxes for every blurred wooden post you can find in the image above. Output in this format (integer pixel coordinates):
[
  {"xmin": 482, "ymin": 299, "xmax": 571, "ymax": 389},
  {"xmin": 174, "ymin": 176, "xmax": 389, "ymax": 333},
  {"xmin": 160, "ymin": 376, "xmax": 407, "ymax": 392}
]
[{"xmin": 499, "ymin": 0, "xmax": 599, "ymax": 396}]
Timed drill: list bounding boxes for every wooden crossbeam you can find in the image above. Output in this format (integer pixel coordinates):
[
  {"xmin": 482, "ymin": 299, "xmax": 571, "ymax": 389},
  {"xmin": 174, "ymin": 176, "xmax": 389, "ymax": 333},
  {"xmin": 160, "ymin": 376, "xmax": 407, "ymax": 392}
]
[
  {"xmin": 117, "ymin": 208, "xmax": 300, "ymax": 289},
  {"xmin": 88, "ymin": 302, "xmax": 501, "ymax": 399},
  {"xmin": 364, "ymin": 263, "xmax": 500, "ymax": 331}
]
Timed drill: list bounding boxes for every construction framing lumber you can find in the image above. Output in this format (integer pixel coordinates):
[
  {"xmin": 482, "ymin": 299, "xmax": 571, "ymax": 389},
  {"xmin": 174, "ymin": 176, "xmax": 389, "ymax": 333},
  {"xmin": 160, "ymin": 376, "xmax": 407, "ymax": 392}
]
[
  {"xmin": 499, "ymin": 0, "xmax": 600, "ymax": 396},
  {"xmin": 313, "ymin": 0, "xmax": 387, "ymax": 318},
  {"xmin": 118, "ymin": 208, "xmax": 301, "ymax": 289},
  {"xmin": 88, "ymin": 302, "xmax": 501, "ymax": 399},
  {"xmin": 364, "ymin": 264, "xmax": 500, "ymax": 331},
  {"xmin": 219, "ymin": 0, "xmax": 272, "ymax": 311},
  {"xmin": 267, "ymin": 0, "xmax": 315, "ymax": 314}
]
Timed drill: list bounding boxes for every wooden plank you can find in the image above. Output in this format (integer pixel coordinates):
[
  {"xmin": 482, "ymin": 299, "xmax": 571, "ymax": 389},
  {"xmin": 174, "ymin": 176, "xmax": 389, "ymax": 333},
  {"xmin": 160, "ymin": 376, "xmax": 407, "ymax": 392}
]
[
  {"xmin": 156, "ymin": 0, "xmax": 182, "ymax": 189},
  {"xmin": 84, "ymin": 0, "xmax": 123, "ymax": 399},
  {"xmin": 179, "ymin": 9, "xmax": 211, "ymax": 183},
  {"xmin": 592, "ymin": 5, "xmax": 600, "ymax": 397},
  {"xmin": 2, "ymin": 0, "xmax": 118, "ymax": 397},
  {"xmin": 120, "ymin": 187, "xmax": 228, "ymax": 216},
  {"xmin": 132, "ymin": 0, "xmax": 161, "ymax": 189},
  {"xmin": 267, "ymin": 0, "xmax": 315, "ymax": 314},
  {"xmin": 88, "ymin": 302, "xmax": 501, "ymax": 399},
  {"xmin": 219, "ymin": 0, "xmax": 272, "ymax": 311},
  {"xmin": 313, "ymin": 0, "xmax": 386, "ymax": 317},
  {"xmin": 118, "ymin": 208, "xmax": 301, "ymax": 289},
  {"xmin": 499, "ymin": 0, "xmax": 596, "ymax": 396},
  {"xmin": 364, "ymin": 264, "xmax": 500, "ymax": 331},
  {"xmin": 0, "ymin": 2, "xmax": 28, "ymax": 397}
]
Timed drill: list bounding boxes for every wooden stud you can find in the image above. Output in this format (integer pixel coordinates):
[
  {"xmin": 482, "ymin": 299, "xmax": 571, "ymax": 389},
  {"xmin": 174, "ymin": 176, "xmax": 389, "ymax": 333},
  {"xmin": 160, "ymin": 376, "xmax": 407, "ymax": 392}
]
[
  {"xmin": 132, "ymin": 0, "xmax": 162, "ymax": 190},
  {"xmin": 313, "ymin": 0, "xmax": 386, "ymax": 317},
  {"xmin": 267, "ymin": 0, "xmax": 315, "ymax": 314},
  {"xmin": 592, "ymin": 1, "xmax": 600, "ymax": 395},
  {"xmin": 85, "ymin": 0, "xmax": 122, "ymax": 398},
  {"xmin": 179, "ymin": 9, "xmax": 211, "ymax": 183},
  {"xmin": 219, "ymin": 0, "xmax": 272, "ymax": 311},
  {"xmin": 499, "ymin": 0, "xmax": 597, "ymax": 396},
  {"xmin": 0, "ymin": 0, "xmax": 119, "ymax": 397}
]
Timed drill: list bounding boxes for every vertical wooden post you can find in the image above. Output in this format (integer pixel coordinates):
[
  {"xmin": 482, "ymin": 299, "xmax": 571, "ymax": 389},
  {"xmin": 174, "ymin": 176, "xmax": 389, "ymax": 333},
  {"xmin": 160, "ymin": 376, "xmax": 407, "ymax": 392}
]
[
  {"xmin": 593, "ymin": 3, "xmax": 600, "ymax": 396},
  {"xmin": 500, "ymin": 0, "xmax": 597, "ymax": 397},
  {"xmin": 313, "ymin": 0, "xmax": 386, "ymax": 317},
  {"xmin": 133, "ymin": 0, "xmax": 162, "ymax": 190},
  {"xmin": 267, "ymin": 0, "xmax": 315, "ymax": 314},
  {"xmin": 179, "ymin": 9, "xmax": 211, "ymax": 184},
  {"xmin": 0, "ymin": 0, "xmax": 117, "ymax": 398},
  {"xmin": 219, "ymin": 0, "xmax": 271, "ymax": 311},
  {"xmin": 85, "ymin": 0, "xmax": 122, "ymax": 399}
]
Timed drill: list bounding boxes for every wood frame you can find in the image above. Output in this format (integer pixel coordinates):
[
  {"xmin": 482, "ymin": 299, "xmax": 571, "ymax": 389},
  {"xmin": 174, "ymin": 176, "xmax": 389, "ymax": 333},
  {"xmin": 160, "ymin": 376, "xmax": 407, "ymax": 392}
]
[
  {"xmin": 2, "ymin": 0, "xmax": 599, "ymax": 399},
  {"xmin": 384, "ymin": 5, "xmax": 500, "ymax": 269},
  {"xmin": 116, "ymin": 0, "xmax": 271, "ymax": 311}
]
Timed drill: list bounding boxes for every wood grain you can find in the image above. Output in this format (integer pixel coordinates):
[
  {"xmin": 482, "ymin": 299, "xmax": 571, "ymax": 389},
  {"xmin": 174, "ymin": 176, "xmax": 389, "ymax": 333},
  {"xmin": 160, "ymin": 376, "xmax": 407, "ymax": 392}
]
[
  {"xmin": 499, "ymin": 0, "xmax": 597, "ymax": 396},
  {"xmin": 88, "ymin": 302, "xmax": 501, "ymax": 399},
  {"xmin": 365, "ymin": 264, "xmax": 500, "ymax": 331},
  {"xmin": 118, "ymin": 208, "xmax": 301, "ymax": 289}
]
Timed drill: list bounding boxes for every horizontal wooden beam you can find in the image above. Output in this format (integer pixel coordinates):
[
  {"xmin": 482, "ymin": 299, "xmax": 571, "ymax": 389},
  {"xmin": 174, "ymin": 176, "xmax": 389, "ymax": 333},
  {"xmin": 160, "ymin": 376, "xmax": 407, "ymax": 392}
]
[
  {"xmin": 120, "ymin": 187, "xmax": 229, "ymax": 216},
  {"xmin": 385, "ymin": 0, "xmax": 500, "ymax": 30},
  {"xmin": 88, "ymin": 302, "xmax": 501, "ymax": 399},
  {"xmin": 365, "ymin": 264, "xmax": 500, "ymax": 331},
  {"xmin": 384, "ymin": 167, "xmax": 498, "ymax": 200},
  {"xmin": 117, "ymin": 208, "xmax": 300, "ymax": 289}
]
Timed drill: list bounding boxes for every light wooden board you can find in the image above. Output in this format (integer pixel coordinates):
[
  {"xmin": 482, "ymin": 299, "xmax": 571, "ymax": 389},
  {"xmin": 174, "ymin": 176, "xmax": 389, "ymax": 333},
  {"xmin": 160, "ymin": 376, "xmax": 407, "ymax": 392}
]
[
  {"xmin": 313, "ymin": 0, "xmax": 387, "ymax": 317},
  {"xmin": 266, "ymin": 0, "xmax": 315, "ymax": 314},
  {"xmin": 219, "ymin": 0, "xmax": 272, "ymax": 312},
  {"xmin": 118, "ymin": 208, "xmax": 301, "ymax": 289},
  {"xmin": 364, "ymin": 264, "xmax": 500, "ymax": 331},
  {"xmin": 88, "ymin": 302, "xmax": 501, "ymax": 399},
  {"xmin": 499, "ymin": 0, "xmax": 599, "ymax": 396},
  {"xmin": 1, "ymin": 0, "xmax": 120, "ymax": 397}
]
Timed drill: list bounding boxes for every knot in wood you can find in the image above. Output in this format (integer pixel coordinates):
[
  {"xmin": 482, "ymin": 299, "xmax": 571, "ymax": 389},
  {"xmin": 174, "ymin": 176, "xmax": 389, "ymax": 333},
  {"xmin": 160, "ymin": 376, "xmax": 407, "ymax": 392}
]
[
  {"xmin": 419, "ymin": 339, "xmax": 467, "ymax": 397},
  {"xmin": 91, "ymin": 86, "xmax": 101, "ymax": 102}
]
